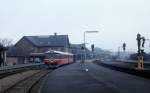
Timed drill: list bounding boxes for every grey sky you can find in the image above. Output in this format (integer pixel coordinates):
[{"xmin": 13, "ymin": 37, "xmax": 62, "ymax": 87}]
[{"xmin": 0, "ymin": 0, "xmax": 150, "ymax": 52}]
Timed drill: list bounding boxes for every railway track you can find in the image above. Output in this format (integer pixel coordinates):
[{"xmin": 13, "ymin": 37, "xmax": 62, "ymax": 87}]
[
  {"xmin": 0, "ymin": 62, "xmax": 71, "ymax": 93},
  {"xmin": 0, "ymin": 64, "xmax": 45, "ymax": 79},
  {"xmin": 0, "ymin": 69, "xmax": 25, "ymax": 79},
  {"xmin": 2, "ymin": 70, "xmax": 51, "ymax": 93}
]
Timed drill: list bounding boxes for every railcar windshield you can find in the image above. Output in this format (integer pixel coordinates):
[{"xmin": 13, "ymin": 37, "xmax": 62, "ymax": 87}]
[{"xmin": 45, "ymin": 53, "xmax": 62, "ymax": 59}]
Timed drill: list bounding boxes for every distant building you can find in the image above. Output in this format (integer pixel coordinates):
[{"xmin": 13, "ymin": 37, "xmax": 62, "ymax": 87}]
[
  {"xmin": 70, "ymin": 44, "xmax": 84, "ymax": 60},
  {"xmin": 7, "ymin": 33, "xmax": 70, "ymax": 64},
  {"xmin": 70, "ymin": 44, "xmax": 92, "ymax": 60}
]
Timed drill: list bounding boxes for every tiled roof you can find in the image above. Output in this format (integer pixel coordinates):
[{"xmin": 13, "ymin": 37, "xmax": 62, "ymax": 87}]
[{"xmin": 24, "ymin": 35, "xmax": 69, "ymax": 47}]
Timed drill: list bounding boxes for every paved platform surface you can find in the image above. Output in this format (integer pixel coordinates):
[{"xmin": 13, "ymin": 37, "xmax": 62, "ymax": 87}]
[{"xmin": 41, "ymin": 62, "xmax": 150, "ymax": 93}]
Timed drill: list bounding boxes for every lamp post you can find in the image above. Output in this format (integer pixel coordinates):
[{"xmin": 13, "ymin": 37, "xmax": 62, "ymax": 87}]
[{"xmin": 83, "ymin": 31, "xmax": 99, "ymax": 71}]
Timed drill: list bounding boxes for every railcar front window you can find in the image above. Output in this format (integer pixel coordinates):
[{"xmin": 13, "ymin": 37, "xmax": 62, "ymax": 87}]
[{"xmin": 45, "ymin": 53, "xmax": 61, "ymax": 59}]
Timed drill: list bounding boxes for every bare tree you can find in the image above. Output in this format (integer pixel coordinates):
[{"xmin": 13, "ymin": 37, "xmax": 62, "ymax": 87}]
[
  {"xmin": 0, "ymin": 38, "xmax": 13, "ymax": 47},
  {"xmin": 0, "ymin": 38, "xmax": 13, "ymax": 66}
]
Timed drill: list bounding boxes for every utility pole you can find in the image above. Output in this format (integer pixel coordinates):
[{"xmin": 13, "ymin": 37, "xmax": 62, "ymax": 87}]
[{"xmin": 118, "ymin": 46, "xmax": 121, "ymax": 59}]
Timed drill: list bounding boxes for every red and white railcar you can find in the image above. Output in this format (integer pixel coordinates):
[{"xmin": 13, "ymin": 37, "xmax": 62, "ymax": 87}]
[{"xmin": 44, "ymin": 50, "xmax": 74, "ymax": 68}]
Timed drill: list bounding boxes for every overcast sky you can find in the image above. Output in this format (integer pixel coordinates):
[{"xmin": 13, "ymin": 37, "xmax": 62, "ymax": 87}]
[{"xmin": 0, "ymin": 0, "xmax": 150, "ymax": 52}]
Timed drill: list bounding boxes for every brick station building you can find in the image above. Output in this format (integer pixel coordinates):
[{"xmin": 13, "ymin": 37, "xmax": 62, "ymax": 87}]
[{"xmin": 7, "ymin": 33, "xmax": 70, "ymax": 64}]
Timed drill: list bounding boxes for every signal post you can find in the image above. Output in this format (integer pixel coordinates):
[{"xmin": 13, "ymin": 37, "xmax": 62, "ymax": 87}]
[{"xmin": 136, "ymin": 33, "xmax": 145, "ymax": 70}]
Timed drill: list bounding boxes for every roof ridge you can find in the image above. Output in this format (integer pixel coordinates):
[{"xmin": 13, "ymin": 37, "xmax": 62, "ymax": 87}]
[{"xmin": 24, "ymin": 34, "xmax": 68, "ymax": 37}]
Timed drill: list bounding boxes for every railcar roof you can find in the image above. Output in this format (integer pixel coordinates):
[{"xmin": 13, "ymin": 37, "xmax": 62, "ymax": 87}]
[{"xmin": 45, "ymin": 50, "xmax": 73, "ymax": 56}]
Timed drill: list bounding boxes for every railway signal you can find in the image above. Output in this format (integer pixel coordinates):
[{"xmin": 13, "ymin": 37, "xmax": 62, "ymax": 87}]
[
  {"xmin": 123, "ymin": 43, "xmax": 126, "ymax": 52},
  {"xmin": 136, "ymin": 33, "xmax": 146, "ymax": 70},
  {"xmin": 81, "ymin": 46, "xmax": 84, "ymax": 50},
  {"xmin": 137, "ymin": 33, "xmax": 141, "ymax": 54},
  {"xmin": 91, "ymin": 44, "xmax": 94, "ymax": 52},
  {"xmin": 141, "ymin": 37, "xmax": 145, "ymax": 47}
]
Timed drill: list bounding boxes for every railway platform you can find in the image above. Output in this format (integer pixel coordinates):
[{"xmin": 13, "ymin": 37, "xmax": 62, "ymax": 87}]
[{"xmin": 40, "ymin": 61, "xmax": 150, "ymax": 93}]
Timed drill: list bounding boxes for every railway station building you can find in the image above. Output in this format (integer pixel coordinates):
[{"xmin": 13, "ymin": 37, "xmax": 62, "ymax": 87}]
[{"xmin": 7, "ymin": 33, "xmax": 70, "ymax": 65}]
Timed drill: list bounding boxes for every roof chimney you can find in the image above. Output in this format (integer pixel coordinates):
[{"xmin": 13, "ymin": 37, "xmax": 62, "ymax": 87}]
[{"xmin": 54, "ymin": 32, "xmax": 57, "ymax": 36}]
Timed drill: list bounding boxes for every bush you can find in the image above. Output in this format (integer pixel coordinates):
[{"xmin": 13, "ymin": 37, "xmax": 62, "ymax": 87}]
[{"xmin": 129, "ymin": 53, "xmax": 150, "ymax": 61}]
